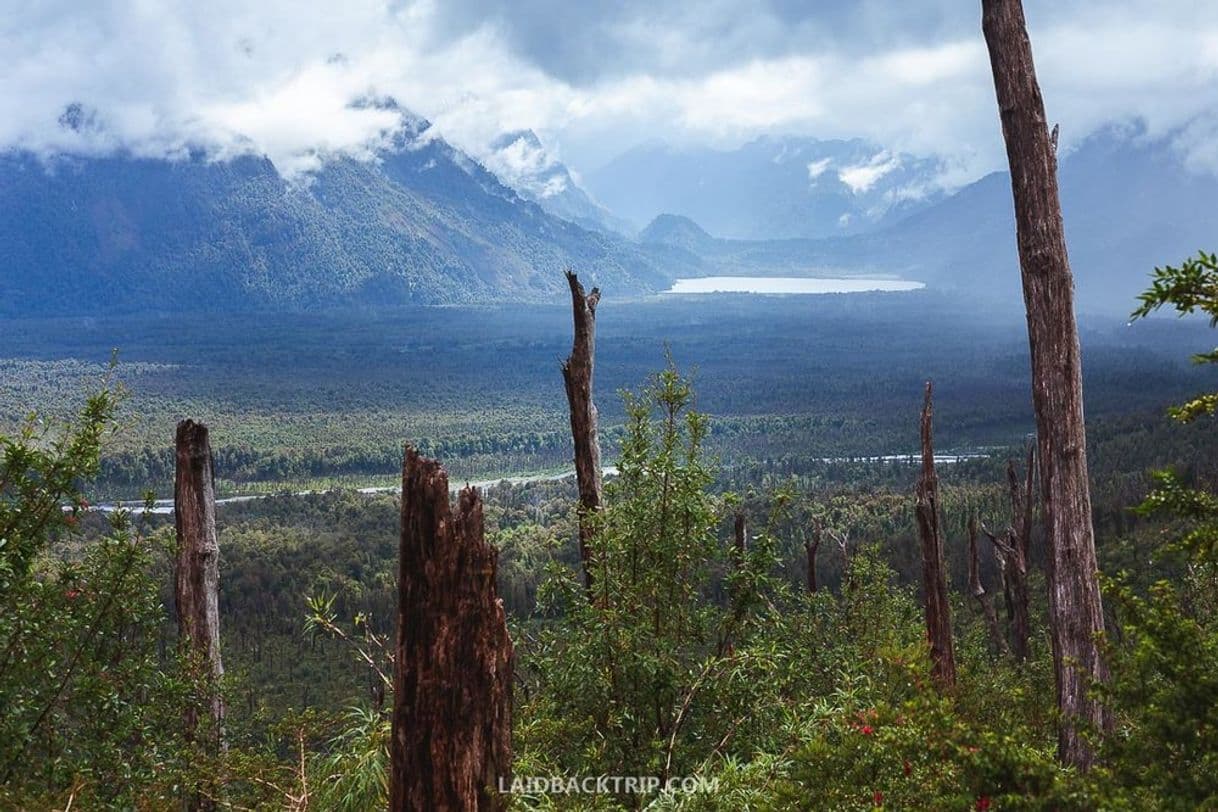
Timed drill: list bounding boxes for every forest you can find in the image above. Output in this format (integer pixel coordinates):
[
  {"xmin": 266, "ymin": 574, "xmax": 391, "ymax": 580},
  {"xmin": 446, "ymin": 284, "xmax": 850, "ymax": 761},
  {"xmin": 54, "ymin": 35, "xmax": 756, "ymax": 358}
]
[
  {"xmin": 3, "ymin": 247, "xmax": 1218, "ymax": 808},
  {"xmin": 4, "ymin": 1, "xmax": 1218, "ymax": 809}
]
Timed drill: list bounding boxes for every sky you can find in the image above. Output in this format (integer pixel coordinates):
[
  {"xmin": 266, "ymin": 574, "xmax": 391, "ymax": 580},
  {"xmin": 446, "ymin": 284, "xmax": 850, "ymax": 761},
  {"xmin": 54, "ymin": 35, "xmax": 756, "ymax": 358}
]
[{"xmin": 2, "ymin": 0, "xmax": 1216, "ymax": 184}]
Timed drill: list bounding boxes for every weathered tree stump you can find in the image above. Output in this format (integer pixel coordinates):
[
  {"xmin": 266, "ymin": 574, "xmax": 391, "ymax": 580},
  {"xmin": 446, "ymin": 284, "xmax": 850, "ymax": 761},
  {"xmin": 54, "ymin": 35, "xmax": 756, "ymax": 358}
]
[
  {"xmin": 982, "ymin": 0, "xmax": 1110, "ymax": 767},
  {"xmin": 390, "ymin": 447, "xmax": 513, "ymax": 811},
  {"xmin": 174, "ymin": 419, "xmax": 225, "ymax": 809},
  {"xmin": 914, "ymin": 382, "xmax": 957, "ymax": 688}
]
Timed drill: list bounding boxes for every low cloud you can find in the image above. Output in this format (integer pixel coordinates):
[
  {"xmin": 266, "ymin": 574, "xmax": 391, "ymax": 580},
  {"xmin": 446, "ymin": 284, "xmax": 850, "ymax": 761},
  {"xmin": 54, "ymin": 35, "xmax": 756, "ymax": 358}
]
[
  {"xmin": 2, "ymin": 0, "xmax": 1215, "ymax": 183},
  {"xmin": 839, "ymin": 152, "xmax": 900, "ymax": 194}
]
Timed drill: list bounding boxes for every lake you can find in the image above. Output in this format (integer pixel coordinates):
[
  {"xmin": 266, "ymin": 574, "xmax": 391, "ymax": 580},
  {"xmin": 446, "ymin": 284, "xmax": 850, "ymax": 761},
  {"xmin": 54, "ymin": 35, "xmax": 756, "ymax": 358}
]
[{"xmin": 664, "ymin": 276, "xmax": 925, "ymax": 294}]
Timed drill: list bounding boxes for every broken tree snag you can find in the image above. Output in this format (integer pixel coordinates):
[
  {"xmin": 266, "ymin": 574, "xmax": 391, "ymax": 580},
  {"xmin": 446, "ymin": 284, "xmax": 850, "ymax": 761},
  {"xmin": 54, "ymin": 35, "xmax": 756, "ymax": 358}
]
[
  {"xmin": 174, "ymin": 420, "xmax": 225, "ymax": 759},
  {"xmin": 983, "ymin": 0, "xmax": 1110, "ymax": 767},
  {"xmin": 1004, "ymin": 453, "xmax": 1034, "ymax": 662},
  {"xmin": 969, "ymin": 514, "xmax": 1009, "ymax": 657},
  {"xmin": 733, "ymin": 510, "xmax": 747, "ymax": 562},
  {"xmin": 913, "ymin": 382, "xmax": 957, "ymax": 688},
  {"xmin": 561, "ymin": 270, "xmax": 603, "ymax": 594},
  {"xmin": 391, "ymin": 447, "xmax": 513, "ymax": 812},
  {"xmin": 805, "ymin": 522, "xmax": 821, "ymax": 593}
]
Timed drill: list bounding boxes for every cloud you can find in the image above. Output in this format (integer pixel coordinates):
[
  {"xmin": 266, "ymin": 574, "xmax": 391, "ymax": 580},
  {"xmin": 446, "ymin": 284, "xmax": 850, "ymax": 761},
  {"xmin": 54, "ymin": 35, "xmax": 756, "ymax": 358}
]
[
  {"xmin": 838, "ymin": 152, "xmax": 900, "ymax": 193},
  {"xmin": 1, "ymin": 0, "xmax": 1215, "ymax": 184},
  {"xmin": 806, "ymin": 157, "xmax": 832, "ymax": 181}
]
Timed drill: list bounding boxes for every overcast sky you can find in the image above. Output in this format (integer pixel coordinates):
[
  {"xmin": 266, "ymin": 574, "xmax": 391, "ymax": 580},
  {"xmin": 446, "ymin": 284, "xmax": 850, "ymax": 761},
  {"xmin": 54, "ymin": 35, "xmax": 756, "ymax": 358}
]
[{"xmin": 3, "ymin": 0, "xmax": 1216, "ymax": 182}]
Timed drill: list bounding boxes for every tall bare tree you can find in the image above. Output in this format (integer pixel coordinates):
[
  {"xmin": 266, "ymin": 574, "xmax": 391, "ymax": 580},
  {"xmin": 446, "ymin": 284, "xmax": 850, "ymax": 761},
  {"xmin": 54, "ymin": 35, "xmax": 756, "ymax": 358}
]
[
  {"xmin": 561, "ymin": 270, "xmax": 603, "ymax": 594},
  {"xmin": 982, "ymin": 0, "xmax": 1110, "ymax": 767},
  {"xmin": 174, "ymin": 420, "xmax": 225, "ymax": 810},
  {"xmin": 391, "ymin": 447, "xmax": 513, "ymax": 811},
  {"xmin": 914, "ymin": 382, "xmax": 957, "ymax": 688}
]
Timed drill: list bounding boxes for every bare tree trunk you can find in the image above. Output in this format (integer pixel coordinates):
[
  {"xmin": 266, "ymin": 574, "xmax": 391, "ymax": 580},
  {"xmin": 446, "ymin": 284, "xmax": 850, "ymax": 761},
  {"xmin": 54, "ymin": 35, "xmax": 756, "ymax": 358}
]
[
  {"xmin": 805, "ymin": 523, "xmax": 821, "ymax": 594},
  {"xmin": 174, "ymin": 420, "xmax": 225, "ymax": 811},
  {"xmin": 982, "ymin": 0, "xmax": 1111, "ymax": 768},
  {"xmin": 969, "ymin": 514, "xmax": 1009, "ymax": 657},
  {"xmin": 561, "ymin": 270, "xmax": 603, "ymax": 594},
  {"xmin": 733, "ymin": 511, "xmax": 747, "ymax": 561},
  {"xmin": 1005, "ymin": 450, "xmax": 1034, "ymax": 661},
  {"xmin": 913, "ymin": 382, "xmax": 957, "ymax": 688},
  {"xmin": 391, "ymin": 447, "xmax": 513, "ymax": 812}
]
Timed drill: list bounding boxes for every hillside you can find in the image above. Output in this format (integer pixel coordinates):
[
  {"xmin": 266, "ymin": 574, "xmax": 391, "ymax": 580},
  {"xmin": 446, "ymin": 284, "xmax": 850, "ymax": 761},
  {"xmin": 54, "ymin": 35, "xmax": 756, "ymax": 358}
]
[{"xmin": 0, "ymin": 118, "xmax": 678, "ymax": 316}]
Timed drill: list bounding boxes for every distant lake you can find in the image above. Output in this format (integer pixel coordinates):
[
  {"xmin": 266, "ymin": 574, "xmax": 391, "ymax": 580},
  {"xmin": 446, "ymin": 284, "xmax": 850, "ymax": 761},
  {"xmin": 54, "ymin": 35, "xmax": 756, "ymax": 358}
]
[{"xmin": 664, "ymin": 276, "xmax": 925, "ymax": 295}]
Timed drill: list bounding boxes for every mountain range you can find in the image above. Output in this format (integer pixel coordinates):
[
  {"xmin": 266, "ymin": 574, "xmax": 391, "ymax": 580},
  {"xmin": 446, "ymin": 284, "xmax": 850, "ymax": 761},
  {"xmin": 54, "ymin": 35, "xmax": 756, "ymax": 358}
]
[
  {"xmin": 0, "ymin": 106, "xmax": 679, "ymax": 316},
  {"xmin": 0, "ymin": 106, "xmax": 1213, "ymax": 317},
  {"xmin": 587, "ymin": 136, "xmax": 949, "ymax": 239},
  {"xmin": 634, "ymin": 126, "xmax": 1218, "ymax": 313}
]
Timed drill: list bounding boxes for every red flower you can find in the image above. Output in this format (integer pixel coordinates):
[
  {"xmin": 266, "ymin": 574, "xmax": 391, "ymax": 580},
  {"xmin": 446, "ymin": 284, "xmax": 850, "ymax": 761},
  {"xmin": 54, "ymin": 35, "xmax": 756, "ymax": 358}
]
[
  {"xmin": 976, "ymin": 796, "xmax": 991, "ymax": 811},
  {"xmin": 903, "ymin": 760, "xmax": 911, "ymax": 776},
  {"xmin": 873, "ymin": 791, "xmax": 884, "ymax": 807},
  {"xmin": 64, "ymin": 588, "xmax": 80, "ymax": 600},
  {"xmin": 861, "ymin": 725, "xmax": 874, "ymax": 735}
]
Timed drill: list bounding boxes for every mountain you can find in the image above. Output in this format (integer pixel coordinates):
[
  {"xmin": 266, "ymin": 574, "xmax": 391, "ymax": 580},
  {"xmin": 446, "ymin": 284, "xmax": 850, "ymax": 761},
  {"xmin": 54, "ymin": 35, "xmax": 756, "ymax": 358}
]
[
  {"xmin": 0, "ymin": 110, "xmax": 677, "ymax": 316},
  {"xmin": 587, "ymin": 136, "xmax": 947, "ymax": 240},
  {"xmin": 637, "ymin": 214, "xmax": 717, "ymax": 254},
  {"xmin": 637, "ymin": 126, "xmax": 1218, "ymax": 314},
  {"xmin": 483, "ymin": 130, "xmax": 631, "ymax": 236}
]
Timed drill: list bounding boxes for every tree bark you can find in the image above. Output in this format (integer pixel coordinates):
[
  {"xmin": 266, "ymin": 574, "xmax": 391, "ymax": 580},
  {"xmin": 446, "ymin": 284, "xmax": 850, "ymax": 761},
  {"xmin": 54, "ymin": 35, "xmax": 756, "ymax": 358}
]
[
  {"xmin": 561, "ymin": 270, "xmax": 603, "ymax": 594},
  {"xmin": 913, "ymin": 382, "xmax": 957, "ymax": 688},
  {"xmin": 174, "ymin": 420, "xmax": 225, "ymax": 810},
  {"xmin": 174, "ymin": 421, "xmax": 225, "ymax": 738},
  {"xmin": 969, "ymin": 514, "xmax": 1009, "ymax": 657},
  {"xmin": 982, "ymin": 0, "xmax": 1111, "ymax": 768},
  {"xmin": 391, "ymin": 447, "xmax": 513, "ymax": 812}
]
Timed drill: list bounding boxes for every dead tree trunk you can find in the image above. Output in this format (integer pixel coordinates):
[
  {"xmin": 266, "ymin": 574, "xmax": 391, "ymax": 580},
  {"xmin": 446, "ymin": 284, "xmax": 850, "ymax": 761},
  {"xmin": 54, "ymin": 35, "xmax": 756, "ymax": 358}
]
[
  {"xmin": 914, "ymin": 382, "xmax": 957, "ymax": 689},
  {"xmin": 805, "ymin": 523, "xmax": 821, "ymax": 594},
  {"xmin": 561, "ymin": 270, "xmax": 603, "ymax": 594},
  {"xmin": 174, "ymin": 420, "xmax": 225, "ymax": 809},
  {"xmin": 1005, "ymin": 449, "xmax": 1034, "ymax": 661},
  {"xmin": 733, "ymin": 511, "xmax": 747, "ymax": 561},
  {"xmin": 391, "ymin": 447, "xmax": 513, "ymax": 812},
  {"xmin": 982, "ymin": 0, "xmax": 1110, "ymax": 767},
  {"xmin": 969, "ymin": 514, "xmax": 1009, "ymax": 657}
]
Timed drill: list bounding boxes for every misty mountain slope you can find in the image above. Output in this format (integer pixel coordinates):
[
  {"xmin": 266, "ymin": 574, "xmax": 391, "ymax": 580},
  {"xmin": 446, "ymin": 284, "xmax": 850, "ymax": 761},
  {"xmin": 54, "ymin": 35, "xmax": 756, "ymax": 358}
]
[
  {"xmin": 484, "ymin": 130, "xmax": 632, "ymax": 236},
  {"xmin": 853, "ymin": 128, "xmax": 1218, "ymax": 312},
  {"xmin": 638, "ymin": 128, "xmax": 1218, "ymax": 314},
  {"xmin": 0, "ymin": 125, "xmax": 675, "ymax": 316},
  {"xmin": 589, "ymin": 136, "xmax": 947, "ymax": 240}
]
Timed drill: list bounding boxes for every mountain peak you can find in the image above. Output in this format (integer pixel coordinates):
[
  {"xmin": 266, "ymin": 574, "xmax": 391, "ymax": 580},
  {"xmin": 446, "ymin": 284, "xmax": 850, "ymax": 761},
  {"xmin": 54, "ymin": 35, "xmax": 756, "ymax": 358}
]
[{"xmin": 639, "ymin": 213, "xmax": 716, "ymax": 251}]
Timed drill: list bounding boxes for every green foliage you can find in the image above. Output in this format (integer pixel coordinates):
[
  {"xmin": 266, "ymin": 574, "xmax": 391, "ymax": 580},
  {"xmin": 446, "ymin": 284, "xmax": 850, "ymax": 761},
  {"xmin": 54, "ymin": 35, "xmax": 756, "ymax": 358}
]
[
  {"xmin": 0, "ymin": 379, "xmax": 119, "ymax": 590},
  {"xmin": 1081, "ymin": 253, "xmax": 1218, "ymax": 808},
  {"xmin": 1100, "ymin": 569, "xmax": 1218, "ymax": 809},
  {"xmin": 1132, "ymin": 250, "xmax": 1218, "ymax": 422},
  {"xmin": 0, "ymin": 381, "xmax": 194, "ymax": 808},
  {"xmin": 307, "ymin": 705, "xmax": 391, "ymax": 811}
]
